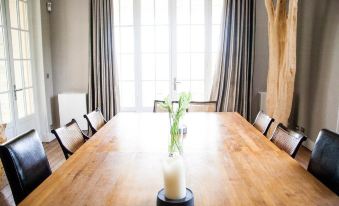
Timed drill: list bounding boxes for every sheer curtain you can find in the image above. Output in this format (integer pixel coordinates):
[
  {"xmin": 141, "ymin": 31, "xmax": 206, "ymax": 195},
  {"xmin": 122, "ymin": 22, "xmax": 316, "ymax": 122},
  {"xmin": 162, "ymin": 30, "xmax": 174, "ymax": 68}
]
[
  {"xmin": 211, "ymin": 0, "xmax": 256, "ymax": 120},
  {"xmin": 89, "ymin": 0, "xmax": 120, "ymax": 119}
]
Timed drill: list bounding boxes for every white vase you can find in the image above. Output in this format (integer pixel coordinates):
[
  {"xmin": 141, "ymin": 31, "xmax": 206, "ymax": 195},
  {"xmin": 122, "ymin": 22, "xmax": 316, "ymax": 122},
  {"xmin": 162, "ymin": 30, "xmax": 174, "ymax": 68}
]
[{"xmin": 162, "ymin": 154, "xmax": 186, "ymax": 200}]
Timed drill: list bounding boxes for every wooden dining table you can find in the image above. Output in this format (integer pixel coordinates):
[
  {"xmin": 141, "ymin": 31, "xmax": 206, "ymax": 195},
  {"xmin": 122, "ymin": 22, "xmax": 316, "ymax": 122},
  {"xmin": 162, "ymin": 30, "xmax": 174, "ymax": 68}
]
[{"xmin": 20, "ymin": 112, "xmax": 338, "ymax": 205}]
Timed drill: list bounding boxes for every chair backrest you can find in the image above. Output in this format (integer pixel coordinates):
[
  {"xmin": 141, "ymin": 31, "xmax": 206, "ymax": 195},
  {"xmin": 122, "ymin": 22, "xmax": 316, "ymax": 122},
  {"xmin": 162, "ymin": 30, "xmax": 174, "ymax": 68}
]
[
  {"xmin": 0, "ymin": 130, "xmax": 51, "ymax": 204},
  {"xmin": 153, "ymin": 100, "xmax": 168, "ymax": 113},
  {"xmin": 308, "ymin": 129, "xmax": 339, "ymax": 195},
  {"xmin": 188, "ymin": 101, "xmax": 217, "ymax": 112},
  {"xmin": 270, "ymin": 124, "xmax": 307, "ymax": 158},
  {"xmin": 51, "ymin": 119, "xmax": 86, "ymax": 159},
  {"xmin": 84, "ymin": 108, "xmax": 107, "ymax": 133},
  {"xmin": 253, "ymin": 111, "xmax": 274, "ymax": 136}
]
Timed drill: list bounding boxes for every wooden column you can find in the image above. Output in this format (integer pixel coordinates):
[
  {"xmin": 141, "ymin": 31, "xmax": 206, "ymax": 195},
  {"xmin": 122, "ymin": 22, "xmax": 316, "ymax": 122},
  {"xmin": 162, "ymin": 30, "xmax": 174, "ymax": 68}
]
[{"xmin": 265, "ymin": 0, "xmax": 298, "ymax": 131}]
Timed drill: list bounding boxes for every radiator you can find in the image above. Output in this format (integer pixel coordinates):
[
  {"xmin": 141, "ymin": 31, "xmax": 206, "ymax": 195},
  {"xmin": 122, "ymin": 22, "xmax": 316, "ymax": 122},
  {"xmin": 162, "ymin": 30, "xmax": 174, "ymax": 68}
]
[{"xmin": 58, "ymin": 93, "xmax": 87, "ymax": 130}]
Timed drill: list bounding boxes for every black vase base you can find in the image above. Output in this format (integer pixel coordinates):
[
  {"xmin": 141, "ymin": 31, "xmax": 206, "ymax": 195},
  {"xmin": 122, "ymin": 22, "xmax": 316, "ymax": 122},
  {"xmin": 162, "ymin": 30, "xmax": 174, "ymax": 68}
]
[{"xmin": 157, "ymin": 188, "xmax": 194, "ymax": 206}]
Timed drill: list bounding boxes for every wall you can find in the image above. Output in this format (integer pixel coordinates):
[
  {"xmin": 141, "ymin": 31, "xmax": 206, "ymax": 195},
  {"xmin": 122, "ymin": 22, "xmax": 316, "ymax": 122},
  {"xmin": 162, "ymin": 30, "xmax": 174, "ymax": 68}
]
[
  {"xmin": 296, "ymin": 0, "xmax": 339, "ymax": 145},
  {"xmin": 251, "ymin": 0, "xmax": 269, "ymax": 121},
  {"xmin": 40, "ymin": 0, "xmax": 54, "ymax": 126},
  {"xmin": 253, "ymin": 0, "xmax": 339, "ymax": 147},
  {"xmin": 48, "ymin": 0, "xmax": 90, "ymax": 127},
  {"xmin": 31, "ymin": 0, "xmax": 54, "ymax": 141},
  {"xmin": 49, "ymin": 0, "xmax": 90, "ymax": 95}
]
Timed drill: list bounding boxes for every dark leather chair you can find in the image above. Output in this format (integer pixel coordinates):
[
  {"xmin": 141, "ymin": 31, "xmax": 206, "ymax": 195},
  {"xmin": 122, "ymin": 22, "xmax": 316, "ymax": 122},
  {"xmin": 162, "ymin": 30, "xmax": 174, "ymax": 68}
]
[
  {"xmin": 253, "ymin": 111, "xmax": 274, "ymax": 136},
  {"xmin": 83, "ymin": 108, "xmax": 107, "ymax": 134},
  {"xmin": 270, "ymin": 123, "xmax": 307, "ymax": 158},
  {"xmin": 0, "ymin": 130, "xmax": 52, "ymax": 204},
  {"xmin": 51, "ymin": 119, "xmax": 88, "ymax": 159},
  {"xmin": 308, "ymin": 129, "xmax": 339, "ymax": 195}
]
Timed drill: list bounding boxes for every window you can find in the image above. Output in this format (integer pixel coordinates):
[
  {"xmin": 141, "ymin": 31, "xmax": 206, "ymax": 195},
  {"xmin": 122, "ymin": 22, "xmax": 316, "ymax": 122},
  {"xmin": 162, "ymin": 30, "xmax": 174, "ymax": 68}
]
[{"xmin": 114, "ymin": 0, "xmax": 223, "ymax": 111}]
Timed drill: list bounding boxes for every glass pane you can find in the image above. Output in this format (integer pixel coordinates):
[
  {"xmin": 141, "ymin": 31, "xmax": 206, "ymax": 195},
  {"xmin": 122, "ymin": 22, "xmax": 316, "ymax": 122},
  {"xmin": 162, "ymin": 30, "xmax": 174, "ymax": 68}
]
[
  {"xmin": 25, "ymin": 88, "xmax": 34, "ymax": 115},
  {"xmin": 155, "ymin": 26, "xmax": 169, "ymax": 52},
  {"xmin": 0, "ymin": 29, "xmax": 6, "ymax": 58},
  {"xmin": 191, "ymin": 53, "xmax": 204, "ymax": 80},
  {"xmin": 177, "ymin": 0, "xmax": 190, "ymax": 25},
  {"xmin": 191, "ymin": 0, "xmax": 204, "ymax": 24},
  {"xmin": 142, "ymin": 81, "xmax": 155, "ymax": 107},
  {"xmin": 114, "ymin": 27, "xmax": 121, "ymax": 52},
  {"xmin": 191, "ymin": 81, "xmax": 204, "ymax": 101},
  {"xmin": 21, "ymin": 31, "xmax": 30, "ymax": 59},
  {"xmin": 0, "ymin": 2, "xmax": 3, "ymax": 25},
  {"xmin": 16, "ymin": 90, "xmax": 25, "ymax": 119},
  {"xmin": 120, "ymin": 81, "xmax": 135, "ymax": 107},
  {"xmin": 212, "ymin": 0, "xmax": 223, "ymax": 25},
  {"xmin": 23, "ymin": 60, "xmax": 32, "ymax": 87},
  {"xmin": 0, "ymin": 61, "xmax": 8, "ymax": 92},
  {"xmin": 120, "ymin": 27, "xmax": 134, "ymax": 53},
  {"xmin": 9, "ymin": 0, "xmax": 18, "ymax": 28},
  {"xmin": 191, "ymin": 25, "xmax": 204, "ymax": 52},
  {"xmin": 212, "ymin": 25, "xmax": 221, "ymax": 52},
  {"xmin": 212, "ymin": 52, "xmax": 219, "ymax": 77},
  {"xmin": 113, "ymin": 0, "xmax": 120, "ymax": 25},
  {"xmin": 116, "ymin": 53, "xmax": 121, "ymax": 70},
  {"xmin": 155, "ymin": 54, "xmax": 169, "ymax": 80},
  {"xmin": 19, "ymin": 1, "xmax": 28, "ymax": 30},
  {"xmin": 177, "ymin": 53, "xmax": 190, "ymax": 81},
  {"xmin": 14, "ymin": 60, "xmax": 23, "ymax": 89},
  {"xmin": 119, "ymin": 54, "xmax": 134, "ymax": 80},
  {"xmin": 177, "ymin": 81, "xmax": 190, "ymax": 94},
  {"xmin": 0, "ymin": 93, "xmax": 12, "ymax": 123},
  {"xmin": 141, "ymin": 54, "xmax": 155, "ymax": 80},
  {"xmin": 11, "ymin": 29, "xmax": 20, "ymax": 59},
  {"xmin": 120, "ymin": 0, "xmax": 133, "ymax": 25},
  {"xmin": 141, "ymin": 26, "xmax": 155, "ymax": 53},
  {"xmin": 155, "ymin": 0, "xmax": 168, "ymax": 25},
  {"xmin": 141, "ymin": 0, "xmax": 154, "ymax": 25},
  {"xmin": 177, "ymin": 25, "xmax": 190, "ymax": 52},
  {"xmin": 155, "ymin": 81, "xmax": 169, "ymax": 99}
]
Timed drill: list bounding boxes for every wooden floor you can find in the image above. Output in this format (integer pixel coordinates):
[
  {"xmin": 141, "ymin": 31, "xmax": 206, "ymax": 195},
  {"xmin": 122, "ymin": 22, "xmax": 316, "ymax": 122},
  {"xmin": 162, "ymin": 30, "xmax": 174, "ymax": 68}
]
[{"xmin": 0, "ymin": 139, "xmax": 311, "ymax": 206}]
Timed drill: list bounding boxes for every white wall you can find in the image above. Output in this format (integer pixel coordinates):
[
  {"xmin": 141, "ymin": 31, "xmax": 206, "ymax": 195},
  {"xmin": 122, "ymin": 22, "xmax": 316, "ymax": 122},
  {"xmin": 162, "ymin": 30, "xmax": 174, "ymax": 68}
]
[
  {"xmin": 48, "ymin": 0, "xmax": 90, "ymax": 127},
  {"xmin": 49, "ymin": 0, "xmax": 90, "ymax": 95},
  {"xmin": 252, "ymin": 0, "xmax": 269, "ymax": 121},
  {"xmin": 295, "ymin": 0, "xmax": 339, "ymax": 144}
]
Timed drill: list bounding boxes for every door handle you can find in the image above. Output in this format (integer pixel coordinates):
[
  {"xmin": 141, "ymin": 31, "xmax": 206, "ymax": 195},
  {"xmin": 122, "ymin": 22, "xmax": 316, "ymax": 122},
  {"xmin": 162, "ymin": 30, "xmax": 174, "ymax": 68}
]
[
  {"xmin": 13, "ymin": 85, "xmax": 23, "ymax": 101},
  {"xmin": 173, "ymin": 78, "xmax": 181, "ymax": 91}
]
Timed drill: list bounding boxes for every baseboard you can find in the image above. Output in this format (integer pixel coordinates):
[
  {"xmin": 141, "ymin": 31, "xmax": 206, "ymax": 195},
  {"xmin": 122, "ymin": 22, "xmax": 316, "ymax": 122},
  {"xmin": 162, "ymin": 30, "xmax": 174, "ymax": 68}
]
[
  {"xmin": 42, "ymin": 133, "xmax": 55, "ymax": 143},
  {"xmin": 303, "ymin": 139, "xmax": 315, "ymax": 151}
]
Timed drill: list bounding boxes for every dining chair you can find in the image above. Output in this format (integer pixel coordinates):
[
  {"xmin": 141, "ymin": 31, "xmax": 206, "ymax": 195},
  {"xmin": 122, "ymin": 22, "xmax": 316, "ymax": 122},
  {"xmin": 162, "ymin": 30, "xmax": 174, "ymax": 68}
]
[
  {"xmin": 253, "ymin": 111, "xmax": 274, "ymax": 136},
  {"xmin": 269, "ymin": 123, "xmax": 307, "ymax": 158},
  {"xmin": 0, "ymin": 130, "xmax": 52, "ymax": 204},
  {"xmin": 188, "ymin": 101, "xmax": 217, "ymax": 112},
  {"xmin": 83, "ymin": 108, "xmax": 107, "ymax": 134},
  {"xmin": 307, "ymin": 129, "xmax": 339, "ymax": 195},
  {"xmin": 153, "ymin": 100, "xmax": 168, "ymax": 112},
  {"xmin": 51, "ymin": 119, "xmax": 88, "ymax": 159}
]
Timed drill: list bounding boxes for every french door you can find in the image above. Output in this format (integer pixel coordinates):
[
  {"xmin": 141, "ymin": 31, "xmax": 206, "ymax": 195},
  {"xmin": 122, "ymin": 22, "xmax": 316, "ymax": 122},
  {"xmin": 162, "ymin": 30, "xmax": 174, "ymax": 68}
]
[
  {"xmin": 0, "ymin": 0, "xmax": 36, "ymax": 138},
  {"xmin": 114, "ymin": 0, "xmax": 223, "ymax": 111}
]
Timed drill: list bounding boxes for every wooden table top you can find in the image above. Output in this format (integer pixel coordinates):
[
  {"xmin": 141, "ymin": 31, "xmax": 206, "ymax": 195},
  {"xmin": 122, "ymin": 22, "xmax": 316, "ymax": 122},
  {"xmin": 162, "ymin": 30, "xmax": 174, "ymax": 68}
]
[{"xmin": 20, "ymin": 113, "xmax": 339, "ymax": 206}]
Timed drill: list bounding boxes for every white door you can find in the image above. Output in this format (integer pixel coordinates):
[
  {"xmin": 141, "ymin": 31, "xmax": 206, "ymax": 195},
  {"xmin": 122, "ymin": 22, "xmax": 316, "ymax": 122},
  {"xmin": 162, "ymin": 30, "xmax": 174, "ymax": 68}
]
[{"xmin": 0, "ymin": 0, "xmax": 37, "ymax": 138}]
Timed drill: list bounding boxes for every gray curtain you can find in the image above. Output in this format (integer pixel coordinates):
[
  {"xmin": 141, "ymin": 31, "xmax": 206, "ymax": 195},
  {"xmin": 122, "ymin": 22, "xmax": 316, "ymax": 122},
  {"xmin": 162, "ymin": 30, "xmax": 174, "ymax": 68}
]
[
  {"xmin": 89, "ymin": 0, "xmax": 119, "ymax": 120},
  {"xmin": 211, "ymin": 0, "xmax": 255, "ymax": 120}
]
